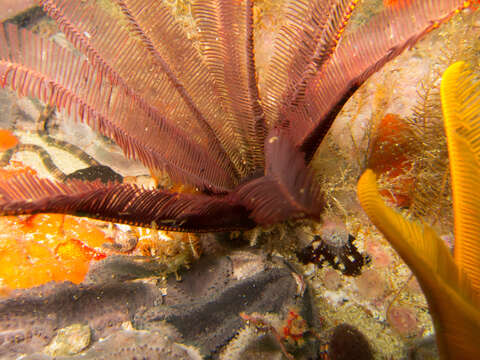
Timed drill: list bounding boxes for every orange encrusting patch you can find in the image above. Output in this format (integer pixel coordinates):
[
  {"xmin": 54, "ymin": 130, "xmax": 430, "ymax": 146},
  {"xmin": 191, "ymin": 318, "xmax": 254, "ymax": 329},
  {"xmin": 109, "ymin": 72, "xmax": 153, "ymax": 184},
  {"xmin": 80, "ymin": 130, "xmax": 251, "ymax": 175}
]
[
  {"xmin": 0, "ymin": 162, "xmax": 203, "ymax": 293},
  {"xmin": 0, "ymin": 129, "xmax": 18, "ymax": 151},
  {"xmin": 383, "ymin": 0, "xmax": 413, "ymax": 8},
  {"xmin": 0, "ymin": 213, "xmax": 111, "ymax": 292},
  {"xmin": 468, "ymin": 1, "xmax": 479, "ymax": 10},
  {"xmin": 0, "ymin": 161, "xmax": 37, "ymax": 180},
  {"xmin": 368, "ymin": 113, "xmax": 415, "ymax": 207}
]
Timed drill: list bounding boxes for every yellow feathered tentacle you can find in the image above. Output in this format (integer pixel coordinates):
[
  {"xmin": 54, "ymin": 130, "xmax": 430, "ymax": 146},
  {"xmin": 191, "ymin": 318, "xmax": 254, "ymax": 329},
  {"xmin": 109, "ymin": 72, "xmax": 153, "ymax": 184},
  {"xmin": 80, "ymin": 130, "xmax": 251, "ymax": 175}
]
[
  {"xmin": 357, "ymin": 61, "xmax": 480, "ymax": 359},
  {"xmin": 441, "ymin": 61, "xmax": 480, "ymax": 293},
  {"xmin": 358, "ymin": 170, "xmax": 480, "ymax": 359}
]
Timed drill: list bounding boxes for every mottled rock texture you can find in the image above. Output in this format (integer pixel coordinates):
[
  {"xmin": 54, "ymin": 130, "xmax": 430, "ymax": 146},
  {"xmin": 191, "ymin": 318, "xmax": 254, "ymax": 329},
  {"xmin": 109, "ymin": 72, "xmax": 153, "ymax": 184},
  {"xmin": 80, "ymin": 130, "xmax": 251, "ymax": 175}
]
[{"xmin": 0, "ymin": 250, "xmax": 319, "ymax": 359}]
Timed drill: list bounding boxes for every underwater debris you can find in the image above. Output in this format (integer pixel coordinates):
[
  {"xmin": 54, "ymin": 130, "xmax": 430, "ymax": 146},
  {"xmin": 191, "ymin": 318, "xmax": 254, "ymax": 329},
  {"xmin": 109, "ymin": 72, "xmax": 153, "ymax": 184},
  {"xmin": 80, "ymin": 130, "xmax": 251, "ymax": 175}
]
[{"xmin": 357, "ymin": 61, "xmax": 480, "ymax": 359}]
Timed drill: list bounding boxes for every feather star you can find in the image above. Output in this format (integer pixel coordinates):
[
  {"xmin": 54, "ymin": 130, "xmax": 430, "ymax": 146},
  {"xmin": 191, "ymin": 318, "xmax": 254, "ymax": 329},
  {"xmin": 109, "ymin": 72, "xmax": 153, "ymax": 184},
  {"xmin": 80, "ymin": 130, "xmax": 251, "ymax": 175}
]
[{"xmin": 0, "ymin": 0, "xmax": 474, "ymax": 233}]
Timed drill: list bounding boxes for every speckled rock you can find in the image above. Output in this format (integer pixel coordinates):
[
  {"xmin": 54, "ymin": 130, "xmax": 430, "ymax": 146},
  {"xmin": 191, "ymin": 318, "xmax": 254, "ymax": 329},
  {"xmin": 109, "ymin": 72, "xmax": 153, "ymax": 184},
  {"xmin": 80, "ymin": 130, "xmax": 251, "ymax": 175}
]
[
  {"xmin": 0, "ymin": 280, "xmax": 160, "ymax": 359},
  {"xmin": 24, "ymin": 325, "xmax": 203, "ymax": 360},
  {"xmin": 134, "ymin": 250, "xmax": 319, "ymax": 358},
  {"xmin": 0, "ymin": 250, "xmax": 319, "ymax": 359}
]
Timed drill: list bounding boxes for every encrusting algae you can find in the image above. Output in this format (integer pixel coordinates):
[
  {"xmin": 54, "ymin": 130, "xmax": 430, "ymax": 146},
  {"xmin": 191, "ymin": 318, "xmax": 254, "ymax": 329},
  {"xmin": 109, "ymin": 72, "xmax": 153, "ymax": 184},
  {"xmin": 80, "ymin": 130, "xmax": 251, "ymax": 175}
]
[
  {"xmin": 367, "ymin": 113, "xmax": 416, "ymax": 207},
  {"xmin": 0, "ymin": 129, "xmax": 18, "ymax": 152},
  {"xmin": 383, "ymin": 0, "xmax": 413, "ymax": 8},
  {"xmin": 0, "ymin": 160, "xmax": 199, "ymax": 293},
  {"xmin": 358, "ymin": 61, "xmax": 480, "ymax": 359},
  {"xmin": 0, "ymin": 212, "xmax": 110, "ymax": 291},
  {"xmin": 0, "ymin": 158, "xmax": 109, "ymax": 291}
]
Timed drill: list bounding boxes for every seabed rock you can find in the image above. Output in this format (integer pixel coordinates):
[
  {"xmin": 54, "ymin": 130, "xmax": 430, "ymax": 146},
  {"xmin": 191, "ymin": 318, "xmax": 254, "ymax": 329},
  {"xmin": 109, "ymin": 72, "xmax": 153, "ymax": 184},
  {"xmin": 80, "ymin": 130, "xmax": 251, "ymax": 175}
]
[{"xmin": 0, "ymin": 250, "xmax": 320, "ymax": 359}]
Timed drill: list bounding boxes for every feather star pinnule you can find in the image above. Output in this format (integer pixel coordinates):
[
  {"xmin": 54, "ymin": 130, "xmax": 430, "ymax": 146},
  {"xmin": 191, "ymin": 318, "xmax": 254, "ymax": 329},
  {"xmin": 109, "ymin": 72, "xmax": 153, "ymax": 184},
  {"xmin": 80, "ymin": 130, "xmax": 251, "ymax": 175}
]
[{"xmin": 0, "ymin": 0, "xmax": 474, "ymax": 232}]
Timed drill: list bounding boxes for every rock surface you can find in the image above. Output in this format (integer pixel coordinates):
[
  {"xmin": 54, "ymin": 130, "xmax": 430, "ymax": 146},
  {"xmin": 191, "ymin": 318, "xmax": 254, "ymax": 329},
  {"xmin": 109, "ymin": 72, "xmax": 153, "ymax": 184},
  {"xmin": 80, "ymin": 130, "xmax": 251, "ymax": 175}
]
[{"xmin": 0, "ymin": 250, "xmax": 319, "ymax": 359}]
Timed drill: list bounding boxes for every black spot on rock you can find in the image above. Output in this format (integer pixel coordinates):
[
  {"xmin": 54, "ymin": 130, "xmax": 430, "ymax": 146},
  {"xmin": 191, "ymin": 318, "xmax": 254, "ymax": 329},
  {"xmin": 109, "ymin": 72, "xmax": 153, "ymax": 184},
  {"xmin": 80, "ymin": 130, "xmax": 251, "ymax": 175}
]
[{"xmin": 65, "ymin": 165, "xmax": 123, "ymax": 184}]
